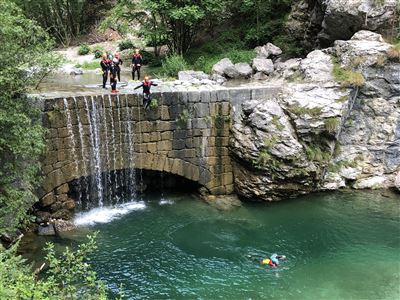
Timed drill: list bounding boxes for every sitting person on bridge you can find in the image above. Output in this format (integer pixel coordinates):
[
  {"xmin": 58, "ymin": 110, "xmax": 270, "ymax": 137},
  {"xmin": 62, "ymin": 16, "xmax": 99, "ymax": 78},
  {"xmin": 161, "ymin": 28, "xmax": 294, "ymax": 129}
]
[{"xmin": 134, "ymin": 75, "xmax": 158, "ymax": 109}]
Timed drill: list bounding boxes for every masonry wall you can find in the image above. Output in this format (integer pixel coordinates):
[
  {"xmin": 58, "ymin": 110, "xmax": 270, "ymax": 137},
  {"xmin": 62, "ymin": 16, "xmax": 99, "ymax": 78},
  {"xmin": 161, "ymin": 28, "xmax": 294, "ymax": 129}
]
[{"xmin": 37, "ymin": 86, "xmax": 281, "ymax": 219}]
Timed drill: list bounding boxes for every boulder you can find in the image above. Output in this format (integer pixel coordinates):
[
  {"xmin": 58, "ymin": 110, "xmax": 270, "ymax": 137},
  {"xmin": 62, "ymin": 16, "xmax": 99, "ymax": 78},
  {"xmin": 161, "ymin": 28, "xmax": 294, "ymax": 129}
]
[
  {"xmin": 234, "ymin": 63, "xmax": 253, "ymax": 78},
  {"xmin": 212, "ymin": 58, "xmax": 238, "ymax": 78},
  {"xmin": 53, "ymin": 219, "xmax": 76, "ymax": 233},
  {"xmin": 252, "ymin": 72, "xmax": 269, "ymax": 80},
  {"xmin": 51, "ymin": 209, "xmax": 72, "ymax": 220},
  {"xmin": 353, "ymin": 176, "xmax": 387, "ymax": 189},
  {"xmin": 299, "ymin": 50, "xmax": 333, "ymax": 82},
  {"xmin": 36, "ymin": 211, "xmax": 51, "ymax": 224},
  {"xmin": 395, "ymin": 171, "xmax": 400, "ymax": 192},
  {"xmin": 210, "ymin": 74, "xmax": 226, "ymax": 84},
  {"xmin": 255, "ymin": 43, "xmax": 282, "ymax": 58},
  {"xmin": 40, "ymin": 192, "xmax": 55, "ymax": 207},
  {"xmin": 252, "ymin": 58, "xmax": 274, "ymax": 75},
  {"xmin": 178, "ymin": 70, "xmax": 209, "ymax": 81},
  {"xmin": 285, "ymin": 0, "xmax": 397, "ymax": 49},
  {"xmin": 38, "ymin": 224, "xmax": 56, "ymax": 236}
]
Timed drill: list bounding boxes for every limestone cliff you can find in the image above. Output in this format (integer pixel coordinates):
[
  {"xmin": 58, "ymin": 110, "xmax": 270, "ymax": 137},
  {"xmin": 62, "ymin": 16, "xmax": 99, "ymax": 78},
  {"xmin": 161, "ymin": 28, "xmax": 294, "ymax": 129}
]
[
  {"xmin": 286, "ymin": 0, "xmax": 398, "ymax": 51},
  {"xmin": 230, "ymin": 30, "xmax": 399, "ymax": 201}
]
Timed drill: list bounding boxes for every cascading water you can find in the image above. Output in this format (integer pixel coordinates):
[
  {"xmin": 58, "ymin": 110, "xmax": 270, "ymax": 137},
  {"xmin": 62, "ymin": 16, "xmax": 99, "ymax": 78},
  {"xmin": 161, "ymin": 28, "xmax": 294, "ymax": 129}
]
[{"xmin": 68, "ymin": 95, "xmax": 142, "ymax": 225}]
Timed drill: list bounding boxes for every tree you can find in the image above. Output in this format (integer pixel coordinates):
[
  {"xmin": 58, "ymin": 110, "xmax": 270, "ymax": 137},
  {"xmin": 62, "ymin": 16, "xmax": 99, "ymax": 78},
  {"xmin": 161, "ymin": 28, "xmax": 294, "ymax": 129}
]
[
  {"xmin": 0, "ymin": 0, "xmax": 63, "ymax": 235},
  {"xmin": 104, "ymin": 0, "xmax": 228, "ymax": 55}
]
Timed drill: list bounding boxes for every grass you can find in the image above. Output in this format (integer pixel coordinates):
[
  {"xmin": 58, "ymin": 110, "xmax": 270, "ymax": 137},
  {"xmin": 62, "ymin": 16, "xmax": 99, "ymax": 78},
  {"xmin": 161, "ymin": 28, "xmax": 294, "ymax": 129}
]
[
  {"xmin": 75, "ymin": 61, "xmax": 100, "ymax": 70},
  {"xmin": 305, "ymin": 145, "xmax": 331, "ymax": 162},
  {"xmin": 332, "ymin": 61, "xmax": 365, "ymax": 88},
  {"xmin": 272, "ymin": 116, "xmax": 285, "ymax": 131},
  {"xmin": 288, "ymin": 105, "xmax": 322, "ymax": 117},
  {"xmin": 387, "ymin": 42, "xmax": 400, "ymax": 61},
  {"xmin": 324, "ymin": 117, "xmax": 339, "ymax": 133},
  {"xmin": 336, "ymin": 95, "xmax": 348, "ymax": 103},
  {"xmin": 375, "ymin": 55, "xmax": 387, "ymax": 66}
]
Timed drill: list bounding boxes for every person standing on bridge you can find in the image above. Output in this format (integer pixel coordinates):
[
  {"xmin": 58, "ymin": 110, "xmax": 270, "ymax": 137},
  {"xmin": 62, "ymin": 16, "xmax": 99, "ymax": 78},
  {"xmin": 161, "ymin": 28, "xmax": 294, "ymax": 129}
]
[
  {"xmin": 134, "ymin": 75, "xmax": 157, "ymax": 109},
  {"xmin": 100, "ymin": 53, "xmax": 111, "ymax": 89},
  {"xmin": 131, "ymin": 49, "xmax": 143, "ymax": 81}
]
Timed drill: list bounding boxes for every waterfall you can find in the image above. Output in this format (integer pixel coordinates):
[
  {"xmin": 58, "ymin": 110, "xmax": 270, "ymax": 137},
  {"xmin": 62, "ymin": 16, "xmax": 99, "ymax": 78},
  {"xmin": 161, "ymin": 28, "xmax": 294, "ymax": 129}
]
[
  {"xmin": 100, "ymin": 95, "xmax": 112, "ymax": 204},
  {"xmin": 87, "ymin": 96, "xmax": 104, "ymax": 207},
  {"xmin": 108, "ymin": 95, "xmax": 118, "ymax": 203},
  {"xmin": 72, "ymin": 97, "xmax": 88, "ymax": 206},
  {"xmin": 116, "ymin": 95, "xmax": 124, "ymax": 201},
  {"xmin": 125, "ymin": 95, "xmax": 136, "ymax": 200},
  {"xmin": 63, "ymin": 98, "xmax": 80, "ymax": 202}
]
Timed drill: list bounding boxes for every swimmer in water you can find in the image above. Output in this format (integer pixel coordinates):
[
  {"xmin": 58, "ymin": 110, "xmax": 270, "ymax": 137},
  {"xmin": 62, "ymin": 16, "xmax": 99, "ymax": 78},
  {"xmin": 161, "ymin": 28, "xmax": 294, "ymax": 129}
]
[{"xmin": 261, "ymin": 254, "xmax": 286, "ymax": 268}]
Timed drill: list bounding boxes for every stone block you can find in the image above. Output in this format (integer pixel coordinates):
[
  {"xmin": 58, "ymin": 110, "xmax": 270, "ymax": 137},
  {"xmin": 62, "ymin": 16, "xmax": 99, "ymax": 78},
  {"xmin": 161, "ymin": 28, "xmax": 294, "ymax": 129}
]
[
  {"xmin": 150, "ymin": 132, "xmax": 161, "ymax": 142},
  {"xmin": 172, "ymin": 139, "xmax": 186, "ymax": 150},
  {"xmin": 222, "ymin": 173, "xmax": 234, "ymax": 185},
  {"xmin": 63, "ymin": 200, "xmax": 76, "ymax": 210},
  {"xmin": 158, "ymin": 140, "xmax": 172, "ymax": 151},
  {"xmin": 161, "ymin": 131, "xmax": 173, "ymax": 140},
  {"xmin": 56, "ymin": 194, "xmax": 68, "ymax": 203},
  {"xmin": 156, "ymin": 121, "xmax": 175, "ymax": 131},
  {"xmin": 199, "ymin": 168, "xmax": 212, "ymax": 185},
  {"xmin": 192, "ymin": 118, "xmax": 209, "ymax": 129},
  {"xmin": 187, "ymin": 91, "xmax": 200, "ymax": 103},
  {"xmin": 216, "ymin": 89, "xmax": 230, "ymax": 102},
  {"xmin": 184, "ymin": 149, "xmax": 196, "ymax": 158},
  {"xmin": 225, "ymin": 184, "xmax": 235, "ymax": 194},
  {"xmin": 55, "ymin": 183, "xmax": 69, "ymax": 195},
  {"xmin": 160, "ymin": 106, "xmax": 170, "ymax": 120},
  {"xmin": 40, "ymin": 192, "xmax": 56, "ymax": 207},
  {"xmin": 161, "ymin": 91, "xmax": 176, "ymax": 106},
  {"xmin": 174, "ymin": 130, "xmax": 187, "ymax": 139},
  {"xmin": 193, "ymin": 103, "xmax": 211, "ymax": 118},
  {"xmin": 200, "ymin": 90, "xmax": 211, "ymax": 103},
  {"xmin": 209, "ymin": 186, "xmax": 226, "ymax": 195},
  {"xmin": 147, "ymin": 143, "xmax": 157, "ymax": 153},
  {"xmin": 43, "ymin": 169, "xmax": 65, "ymax": 193}
]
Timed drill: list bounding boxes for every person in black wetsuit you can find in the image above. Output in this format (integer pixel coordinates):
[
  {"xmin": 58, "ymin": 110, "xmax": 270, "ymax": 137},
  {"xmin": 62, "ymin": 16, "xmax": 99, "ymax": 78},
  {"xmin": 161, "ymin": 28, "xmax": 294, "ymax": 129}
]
[
  {"xmin": 134, "ymin": 76, "xmax": 158, "ymax": 108},
  {"xmin": 100, "ymin": 53, "xmax": 110, "ymax": 88},
  {"xmin": 109, "ymin": 56, "xmax": 118, "ymax": 94},
  {"xmin": 113, "ymin": 52, "xmax": 123, "ymax": 81},
  {"xmin": 131, "ymin": 49, "xmax": 143, "ymax": 80}
]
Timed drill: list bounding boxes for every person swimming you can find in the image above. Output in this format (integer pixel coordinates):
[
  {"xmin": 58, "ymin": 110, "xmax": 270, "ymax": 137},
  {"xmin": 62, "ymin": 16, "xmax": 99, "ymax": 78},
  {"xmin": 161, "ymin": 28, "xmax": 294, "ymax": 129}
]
[{"xmin": 261, "ymin": 254, "xmax": 286, "ymax": 267}]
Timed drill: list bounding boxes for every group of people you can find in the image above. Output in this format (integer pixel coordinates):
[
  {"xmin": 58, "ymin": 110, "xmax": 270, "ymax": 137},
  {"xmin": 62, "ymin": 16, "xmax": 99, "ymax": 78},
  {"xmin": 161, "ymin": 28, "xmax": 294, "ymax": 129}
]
[{"xmin": 100, "ymin": 49, "xmax": 157, "ymax": 108}]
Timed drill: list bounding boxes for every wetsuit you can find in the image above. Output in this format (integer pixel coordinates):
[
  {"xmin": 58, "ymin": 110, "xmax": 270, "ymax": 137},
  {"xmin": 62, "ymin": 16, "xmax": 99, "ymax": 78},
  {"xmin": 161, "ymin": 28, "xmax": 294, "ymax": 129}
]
[
  {"xmin": 109, "ymin": 61, "xmax": 118, "ymax": 92},
  {"xmin": 100, "ymin": 59, "xmax": 111, "ymax": 88},
  {"xmin": 113, "ymin": 57, "xmax": 123, "ymax": 81},
  {"xmin": 134, "ymin": 80, "xmax": 158, "ymax": 108},
  {"xmin": 132, "ymin": 53, "xmax": 143, "ymax": 80}
]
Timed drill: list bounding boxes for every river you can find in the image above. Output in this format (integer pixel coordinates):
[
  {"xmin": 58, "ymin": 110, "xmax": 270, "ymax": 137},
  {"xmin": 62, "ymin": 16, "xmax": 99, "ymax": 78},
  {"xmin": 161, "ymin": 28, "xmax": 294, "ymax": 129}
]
[{"xmin": 23, "ymin": 190, "xmax": 400, "ymax": 299}]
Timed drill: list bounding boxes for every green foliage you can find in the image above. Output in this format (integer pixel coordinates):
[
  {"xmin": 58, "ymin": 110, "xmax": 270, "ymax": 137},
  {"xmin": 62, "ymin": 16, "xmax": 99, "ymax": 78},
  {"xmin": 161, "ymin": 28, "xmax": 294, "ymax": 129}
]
[
  {"xmin": 118, "ymin": 39, "xmax": 135, "ymax": 51},
  {"xmin": 336, "ymin": 95, "xmax": 348, "ymax": 103},
  {"xmin": 149, "ymin": 99, "xmax": 159, "ymax": 109},
  {"xmin": 75, "ymin": 61, "xmax": 100, "ymax": 70},
  {"xmin": 78, "ymin": 44, "xmax": 91, "ymax": 55},
  {"xmin": 324, "ymin": 117, "xmax": 339, "ymax": 133},
  {"xmin": 255, "ymin": 150, "xmax": 272, "ymax": 168},
  {"xmin": 272, "ymin": 115, "xmax": 284, "ymax": 131},
  {"xmin": 288, "ymin": 105, "xmax": 322, "ymax": 117},
  {"xmin": 0, "ymin": 0, "xmax": 63, "ymax": 234},
  {"xmin": 176, "ymin": 109, "xmax": 190, "ymax": 128},
  {"xmin": 273, "ymin": 34, "xmax": 304, "ymax": 58},
  {"xmin": 13, "ymin": 0, "xmax": 112, "ymax": 46},
  {"xmin": 327, "ymin": 160, "xmax": 357, "ymax": 173},
  {"xmin": 0, "ymin": 234, "xmax": 110, "ymax": 299},
  {"xmin": 332, "ymin": 61, "xmax": 365, "ymax": 87},
  {"xmin": 305, "ymin": 145, "xmax": 331, "ymax": 162},
  {"xmin": 161, "ymin": 54, "xmax": 189, "ymax": 78},
  {"xmin": 92, "ymin": 46, "xmax": 105, "ymax": 59}
]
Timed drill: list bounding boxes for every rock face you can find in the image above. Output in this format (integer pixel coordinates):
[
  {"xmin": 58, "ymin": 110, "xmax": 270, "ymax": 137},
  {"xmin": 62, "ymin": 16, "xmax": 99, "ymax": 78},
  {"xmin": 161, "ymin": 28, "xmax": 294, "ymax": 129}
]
[
  {"xmin": 231, "ymin": 30, "xmax": 399, "ymax": 201},
  {"xmin": 286, "ymin": 0, "xmax": 398, "ymax": 51}
]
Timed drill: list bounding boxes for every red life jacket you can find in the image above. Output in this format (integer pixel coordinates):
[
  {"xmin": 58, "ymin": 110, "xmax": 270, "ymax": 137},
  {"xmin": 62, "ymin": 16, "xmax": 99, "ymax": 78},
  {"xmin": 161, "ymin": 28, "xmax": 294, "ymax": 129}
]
[{"xmin": 143, "ymin": 80, "xmax": 151, "ymax": 87}]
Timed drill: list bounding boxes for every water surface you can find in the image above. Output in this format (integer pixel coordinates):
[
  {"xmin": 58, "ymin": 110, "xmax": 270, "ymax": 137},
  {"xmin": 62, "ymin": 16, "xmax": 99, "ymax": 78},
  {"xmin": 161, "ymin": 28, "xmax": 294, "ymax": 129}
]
[{"xmin": 55, "ymin": 190, "xmax": 400, "ymax": 299}]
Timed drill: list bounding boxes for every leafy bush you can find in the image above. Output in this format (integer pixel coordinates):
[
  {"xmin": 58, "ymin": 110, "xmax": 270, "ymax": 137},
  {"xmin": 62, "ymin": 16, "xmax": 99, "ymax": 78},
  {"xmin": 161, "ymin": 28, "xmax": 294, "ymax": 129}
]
[
  {"xmin": 141, "ymin": 50, "xmax": 162, "ymax": 67},
  {"xmin": 324, "ymin": 117, "xmax": 339, "ymax": 133},
  {"xmin": 118, "ymin": 39, "xmax": 135, "ymax": 51},
  {"xmin": 162, "ymin": 54, "xmax": 189, "ymax": 77},
  {"xmin": 305, "ymin": 145, "xmax": 331, "ymax": 162},
  {"xmin": 78, "ymin": 43, "xmax": 91, "ymax": 55},
  {"xmin": 92, "ymin": 46, "xmax": 104, "ymax": 59},
  {"xmin": 0, "ymin": 233, "xmax": 110, "ymax": 299},
  {"xmin": 149, "ymin": 99, "xmax": 158, "ymax": 109}
]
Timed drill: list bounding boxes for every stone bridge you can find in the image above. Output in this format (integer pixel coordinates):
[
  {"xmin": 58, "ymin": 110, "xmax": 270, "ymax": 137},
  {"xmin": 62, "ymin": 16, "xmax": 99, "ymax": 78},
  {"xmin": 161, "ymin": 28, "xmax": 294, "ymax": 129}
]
[{"xmin": 37, "ymin": 85, "xmax": 280, "ymax": 216}]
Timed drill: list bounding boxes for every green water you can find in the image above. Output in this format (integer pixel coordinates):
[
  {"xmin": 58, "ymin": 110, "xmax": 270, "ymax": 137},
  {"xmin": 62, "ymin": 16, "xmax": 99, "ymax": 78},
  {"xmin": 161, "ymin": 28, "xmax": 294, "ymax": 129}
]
[{"xmin": 45, "ymin": 191, "xmax": 400, "ymax": 299}]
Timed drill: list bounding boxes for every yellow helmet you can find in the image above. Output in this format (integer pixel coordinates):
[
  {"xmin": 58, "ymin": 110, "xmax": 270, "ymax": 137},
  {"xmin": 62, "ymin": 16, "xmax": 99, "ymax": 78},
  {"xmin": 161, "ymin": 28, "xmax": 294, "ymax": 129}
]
[{"xmin": 261, "ymin": 258, "xmax": 270, "ymax": 265}]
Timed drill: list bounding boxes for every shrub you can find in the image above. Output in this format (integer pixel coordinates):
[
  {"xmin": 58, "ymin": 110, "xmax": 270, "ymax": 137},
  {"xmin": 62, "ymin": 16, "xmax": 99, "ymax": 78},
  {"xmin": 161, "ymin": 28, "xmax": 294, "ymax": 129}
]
[
  {"xmin": 288, "ymin": 105, "xmax": 322, "ymax": 117},
  {"xmin": 92, "ymin": 45, "xmax": 104, "ymax": 59},
  {"xmin": 305, "ymin": 145, "xmax": 331, "ymax": 162},
  {"xmin": 162, "ymin": 54, "xmax": 188, "ymax": 78},
  {"xmin": 149, "ymin": 99, "xmax": 158, "ymax": 109},
  {"xmin": 272, "ymin": 115, "xmax": 284, "ymax": 131},
  {"xmin": 78, "ymin": 43, "xmax": 91, "ymax": 55},
  {"xmin": 118, "ymin": 39, "xmax": 135, "ymax": 51}
]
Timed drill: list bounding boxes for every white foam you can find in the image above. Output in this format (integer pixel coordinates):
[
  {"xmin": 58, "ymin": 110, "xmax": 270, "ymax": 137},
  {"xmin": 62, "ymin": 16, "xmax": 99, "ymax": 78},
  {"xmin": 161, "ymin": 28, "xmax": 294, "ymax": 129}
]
[
  {"xmin": 159, "ymin": 199, "xmax": 174, "ymax": 205},
  {"xmin": 74, "ymin": 202, "xmax": 146, "ymax": 226}
]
